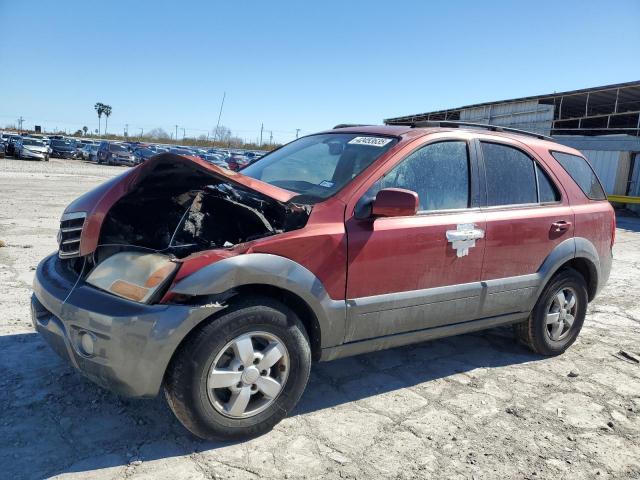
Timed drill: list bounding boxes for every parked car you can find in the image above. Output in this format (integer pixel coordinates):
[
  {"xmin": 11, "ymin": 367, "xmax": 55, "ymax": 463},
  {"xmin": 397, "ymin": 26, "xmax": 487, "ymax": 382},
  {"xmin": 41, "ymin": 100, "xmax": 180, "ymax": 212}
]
[
  {"xmin": 3, "ymin": 134, "xmax": 21, "ymax": 156},
  {"xmin": 132, "ymin": 147, "xmax": 156, "ymax": 164},
  {"xmin": 201, "ymin": 152, "xmax": 229, "ymax": 168},
  {"xmin": 79, "ymin": 143, "xmax": 98, "ymax": 161},
  {"xmin": 32, "ymin": 123, "xmax": 614, "ymax": 440},
  {"xmin": 14, "ymin": 137, "xmax": 50, "ymax": 161},
  {"xmin": 49, "ymin": 139, "xmax": 76, "ymax": 159},
  {"xmin": 226, "ymin": 152, "xmax": 251, "ymax": 171},
  {"xmin": 96, "ymin": 141, "xmax": 136, "ymax": 166}
]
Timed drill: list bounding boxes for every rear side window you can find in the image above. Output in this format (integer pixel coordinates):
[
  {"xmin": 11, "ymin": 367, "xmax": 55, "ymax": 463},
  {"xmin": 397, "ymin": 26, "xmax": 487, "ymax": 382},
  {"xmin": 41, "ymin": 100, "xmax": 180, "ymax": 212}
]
[
  {"xmin": 482, "ymin": 143, "xmax": 537, "ymax": 206},
  {"xmin": 536, "ymin": 164, "xmax": 560, "ymax": 203},
  {"xmin": 551, "ymin": 152, "xmax": 607, "ymax": 200}
]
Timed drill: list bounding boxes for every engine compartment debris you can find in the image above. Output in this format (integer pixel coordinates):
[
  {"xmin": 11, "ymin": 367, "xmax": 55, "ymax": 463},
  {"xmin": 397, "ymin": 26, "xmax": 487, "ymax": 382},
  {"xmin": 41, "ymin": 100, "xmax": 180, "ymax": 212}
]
[{"xmin": 98, "ymin": 159, "xmax": 311, "ymax": 258}]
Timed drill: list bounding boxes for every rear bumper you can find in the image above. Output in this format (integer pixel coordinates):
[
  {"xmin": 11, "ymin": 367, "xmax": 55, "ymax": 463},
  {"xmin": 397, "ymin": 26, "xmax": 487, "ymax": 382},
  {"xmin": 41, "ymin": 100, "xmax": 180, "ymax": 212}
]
[{"xmin": 32, "ymin": 253, "xmax": 225, "ymax": 397}]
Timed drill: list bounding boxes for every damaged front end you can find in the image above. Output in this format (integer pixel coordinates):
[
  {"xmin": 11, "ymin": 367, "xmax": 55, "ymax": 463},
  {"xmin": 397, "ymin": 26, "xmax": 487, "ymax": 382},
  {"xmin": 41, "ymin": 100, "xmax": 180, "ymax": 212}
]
[{"xmin": 59, "ymin": 154, "xmax": 311, "ymax": 303}]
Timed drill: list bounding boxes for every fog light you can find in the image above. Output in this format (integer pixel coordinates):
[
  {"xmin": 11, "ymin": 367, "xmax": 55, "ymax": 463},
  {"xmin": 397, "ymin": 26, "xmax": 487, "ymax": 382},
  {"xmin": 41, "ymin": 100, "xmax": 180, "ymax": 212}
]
[{"xmin": 78, "ymin": 331, "xmax": 95, "ymax": 356}]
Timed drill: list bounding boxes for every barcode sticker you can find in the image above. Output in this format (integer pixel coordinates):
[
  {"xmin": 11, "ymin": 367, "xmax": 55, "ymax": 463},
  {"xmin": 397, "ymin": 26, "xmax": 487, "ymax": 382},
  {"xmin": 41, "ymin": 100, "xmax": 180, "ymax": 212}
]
[{"xmin": 348, "ymin": 136, "xmax": 393, "ymax": 147}]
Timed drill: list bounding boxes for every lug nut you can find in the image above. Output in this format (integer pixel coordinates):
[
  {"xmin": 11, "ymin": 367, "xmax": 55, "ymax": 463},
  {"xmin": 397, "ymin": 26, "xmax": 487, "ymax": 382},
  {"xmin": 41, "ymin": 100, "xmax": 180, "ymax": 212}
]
[
  {"xmin": 253, "ymin": 358, "xmax": 259, "ymax": 365},
  {"xmin": 238, "ymin": 365, "xmax": 244, "ymax": 371},
  {"xmin": 236, "ymin": 382, "xmax": 243, "ymax": 388},
  {"xmin": 261, "ymin": 370, "xmax": 267, "ymax": 376}
]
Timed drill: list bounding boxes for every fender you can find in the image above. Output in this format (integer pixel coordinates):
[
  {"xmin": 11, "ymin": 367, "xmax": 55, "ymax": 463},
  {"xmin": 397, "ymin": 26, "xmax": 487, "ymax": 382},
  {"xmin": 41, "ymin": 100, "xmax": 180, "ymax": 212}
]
[
  {"xmin": 170, "ymin": 253, "xmax": 347, "ymax": 347},
  {"xmin": 528, "ymin": 236, "xmax": 601, "ymax": 310}
]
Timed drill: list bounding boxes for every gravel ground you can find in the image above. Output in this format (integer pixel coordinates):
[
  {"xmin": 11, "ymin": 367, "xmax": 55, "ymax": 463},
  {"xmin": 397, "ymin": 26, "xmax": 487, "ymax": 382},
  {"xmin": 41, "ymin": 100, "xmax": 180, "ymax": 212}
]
[{"xmin": 0, "ymin": 158, "xmax": 639, "ymax": 480}]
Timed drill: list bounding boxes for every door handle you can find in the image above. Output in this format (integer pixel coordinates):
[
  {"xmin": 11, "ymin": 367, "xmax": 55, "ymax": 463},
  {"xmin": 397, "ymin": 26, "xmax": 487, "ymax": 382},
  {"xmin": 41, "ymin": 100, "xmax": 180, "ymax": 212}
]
[
  {"xmin": 551, "ymin": 221, "xmax": 572, "ymax": 233},
  {"xmin": 446, "ymin": 224, "xmax": 485, "ymax": 257},
  {"xmin": 446, "ymin": 228, "xmax": 485, "ymax": 242}
]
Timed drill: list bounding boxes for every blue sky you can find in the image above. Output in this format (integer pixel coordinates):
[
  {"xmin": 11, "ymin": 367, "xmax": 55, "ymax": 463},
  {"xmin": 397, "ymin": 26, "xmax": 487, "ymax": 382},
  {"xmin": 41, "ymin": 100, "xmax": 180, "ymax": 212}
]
[{"xmin": 1, "ymin": 0, "xmax": 639, "ymax": 143}]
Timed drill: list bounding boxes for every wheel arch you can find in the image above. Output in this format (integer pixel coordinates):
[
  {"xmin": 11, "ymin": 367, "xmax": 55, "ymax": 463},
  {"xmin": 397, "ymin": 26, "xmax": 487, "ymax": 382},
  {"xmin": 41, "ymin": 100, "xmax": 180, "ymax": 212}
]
[
  {"xmin": 169, "ymin": 253, "xmax": 346, "ymax": 351},
  {"xmin": 535, "ymin": 237, "xmax": 601, "ymax": 305}
]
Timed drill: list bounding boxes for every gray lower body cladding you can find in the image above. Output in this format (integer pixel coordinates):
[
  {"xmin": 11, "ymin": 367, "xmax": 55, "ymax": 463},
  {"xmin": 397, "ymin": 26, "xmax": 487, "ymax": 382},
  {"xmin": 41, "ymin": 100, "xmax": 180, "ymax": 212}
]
[{"xmin": 32, "ymin": 253, "xmax": 224, "ymax": 397}]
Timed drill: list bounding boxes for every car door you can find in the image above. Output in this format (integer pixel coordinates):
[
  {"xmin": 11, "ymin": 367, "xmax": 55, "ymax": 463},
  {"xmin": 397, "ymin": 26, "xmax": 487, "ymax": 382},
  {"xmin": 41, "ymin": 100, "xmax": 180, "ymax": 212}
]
[
  {"xmin": 344, "ymin": 138, "xmax": 487, "ymax": 342},
  {"xmin": 476, "ymin": 138, "xmax": 574, "ymax": 318}
]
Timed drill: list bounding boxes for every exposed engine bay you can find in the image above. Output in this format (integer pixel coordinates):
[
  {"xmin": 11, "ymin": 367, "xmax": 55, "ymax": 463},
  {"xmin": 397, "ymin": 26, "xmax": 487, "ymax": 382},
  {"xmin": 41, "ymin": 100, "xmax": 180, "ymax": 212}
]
[{"xmin": 98, "ymin": 159, "xmax": 311, "ymax": 259}]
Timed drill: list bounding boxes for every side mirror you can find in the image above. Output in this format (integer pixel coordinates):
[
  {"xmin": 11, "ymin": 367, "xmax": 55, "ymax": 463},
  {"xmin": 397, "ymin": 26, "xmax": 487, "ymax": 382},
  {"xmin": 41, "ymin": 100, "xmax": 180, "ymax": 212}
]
[{"xmin": 371, "ymin": 188, "xmax": 419, "ymax": 217}]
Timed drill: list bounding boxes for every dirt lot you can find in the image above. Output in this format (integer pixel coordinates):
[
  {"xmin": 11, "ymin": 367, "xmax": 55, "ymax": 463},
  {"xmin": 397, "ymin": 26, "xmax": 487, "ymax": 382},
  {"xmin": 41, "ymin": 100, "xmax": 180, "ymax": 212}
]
[{"xmin": 0, "ymin": 158, "xmax": 639, "ymax": 480}]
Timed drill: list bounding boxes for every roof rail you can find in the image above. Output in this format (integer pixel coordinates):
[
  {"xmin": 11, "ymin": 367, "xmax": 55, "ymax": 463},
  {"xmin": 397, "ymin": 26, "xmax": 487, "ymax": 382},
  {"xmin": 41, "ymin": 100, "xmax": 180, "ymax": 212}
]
[
  {"xmin": 399, "ymin": 120, "xmax": 553, "ymax": 141},
  {"xmin": 333, "ymin": 123, "xmax": 373, "ymax": 129}
]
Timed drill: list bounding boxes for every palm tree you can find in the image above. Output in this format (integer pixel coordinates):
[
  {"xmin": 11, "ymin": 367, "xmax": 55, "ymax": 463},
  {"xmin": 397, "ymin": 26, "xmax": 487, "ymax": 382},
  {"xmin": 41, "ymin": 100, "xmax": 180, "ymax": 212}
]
[
  {"xmin": 94, "ymin": 103, "xmax": 104, "ymax": 136},
  {"xmin": 82, "ymin": 126, "xmax": 88, "ymax": 136},
  {"xmin": 103, "ymin": 105, "xmax": 112, "ymax": 135}
]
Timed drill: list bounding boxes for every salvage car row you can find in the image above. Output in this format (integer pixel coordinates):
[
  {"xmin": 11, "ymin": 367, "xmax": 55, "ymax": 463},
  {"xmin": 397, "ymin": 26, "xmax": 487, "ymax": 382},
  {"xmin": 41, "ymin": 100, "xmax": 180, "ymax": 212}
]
[{"xmin": 0, "ymin": 131, "xmax": 266, "ymax": 170}]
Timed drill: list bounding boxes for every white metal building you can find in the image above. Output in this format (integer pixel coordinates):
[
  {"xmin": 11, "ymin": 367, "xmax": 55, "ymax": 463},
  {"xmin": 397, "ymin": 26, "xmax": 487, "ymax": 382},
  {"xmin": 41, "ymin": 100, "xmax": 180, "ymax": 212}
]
[{"xmin": 384, "ymin": 81, "xmax": 640, "ymax": 207}]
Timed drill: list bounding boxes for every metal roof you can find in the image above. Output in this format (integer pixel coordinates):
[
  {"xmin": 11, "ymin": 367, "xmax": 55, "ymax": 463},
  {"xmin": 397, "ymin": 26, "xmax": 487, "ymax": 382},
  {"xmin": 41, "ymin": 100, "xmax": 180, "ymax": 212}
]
[{"xmin": 385, "ymin": 80, "xmax": 640, "ymax": 124}]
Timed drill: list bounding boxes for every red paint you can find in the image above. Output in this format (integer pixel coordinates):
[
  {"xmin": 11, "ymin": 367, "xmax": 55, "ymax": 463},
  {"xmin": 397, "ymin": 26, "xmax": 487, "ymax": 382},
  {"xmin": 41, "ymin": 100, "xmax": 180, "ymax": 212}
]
[{"xmin": 371, "ymin": 188, "xmax": 419, "ymax": 217}]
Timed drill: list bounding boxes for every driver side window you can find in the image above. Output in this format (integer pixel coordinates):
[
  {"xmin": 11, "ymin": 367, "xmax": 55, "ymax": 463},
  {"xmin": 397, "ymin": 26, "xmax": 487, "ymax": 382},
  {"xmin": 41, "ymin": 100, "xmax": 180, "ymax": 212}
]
[{"xmin": 369, "ymin": 141, "xmax": 470, "ymax": 212}]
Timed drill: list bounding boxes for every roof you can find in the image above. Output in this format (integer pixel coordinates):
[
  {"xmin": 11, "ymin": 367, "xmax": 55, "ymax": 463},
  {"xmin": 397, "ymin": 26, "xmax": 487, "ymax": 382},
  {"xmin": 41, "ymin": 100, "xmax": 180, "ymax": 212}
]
[{"xmin": 385, "ymin": 80, "xmax": 640, "ymax": 123}]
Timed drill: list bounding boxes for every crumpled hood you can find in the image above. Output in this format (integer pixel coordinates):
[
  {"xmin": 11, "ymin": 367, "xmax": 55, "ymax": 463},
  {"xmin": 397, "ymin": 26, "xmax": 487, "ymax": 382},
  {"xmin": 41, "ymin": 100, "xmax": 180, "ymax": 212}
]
[{"xmin": 64, "ymin": 153, "xmax": 298, "ymax": 256}]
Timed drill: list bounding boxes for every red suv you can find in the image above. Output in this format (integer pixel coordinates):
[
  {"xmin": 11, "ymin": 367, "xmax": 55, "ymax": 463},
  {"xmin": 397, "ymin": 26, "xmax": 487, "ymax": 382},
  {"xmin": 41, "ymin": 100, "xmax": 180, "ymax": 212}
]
[{"xmin": 32, "ymin": 122, "xmax": 614, "ymax": 439}]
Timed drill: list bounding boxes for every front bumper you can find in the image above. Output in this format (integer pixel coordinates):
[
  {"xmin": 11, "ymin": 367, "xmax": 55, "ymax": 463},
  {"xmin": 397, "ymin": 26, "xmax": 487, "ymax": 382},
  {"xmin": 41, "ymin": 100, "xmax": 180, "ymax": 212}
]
[
  {"xmin": 21, "ymin": 149, "xmax": 46, "ymax": 159},
  {"xmin": 32, "ymin": 253, "xmax": 225, "ymax": 397},
  {"xmin": 52, "ymin": 151, "xmax": 74, "ymax": 158}
]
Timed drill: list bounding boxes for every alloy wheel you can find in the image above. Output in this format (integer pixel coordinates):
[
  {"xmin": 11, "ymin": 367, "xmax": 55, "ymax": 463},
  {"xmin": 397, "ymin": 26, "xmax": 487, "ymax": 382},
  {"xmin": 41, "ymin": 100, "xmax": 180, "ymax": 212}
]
[
  {"xmin": 206, "ymin": 331, "xmax": 289, "ymax": 418},
  {"xmin": 545, "ymin": 287, "xmax": 577, "ymax": 341}
]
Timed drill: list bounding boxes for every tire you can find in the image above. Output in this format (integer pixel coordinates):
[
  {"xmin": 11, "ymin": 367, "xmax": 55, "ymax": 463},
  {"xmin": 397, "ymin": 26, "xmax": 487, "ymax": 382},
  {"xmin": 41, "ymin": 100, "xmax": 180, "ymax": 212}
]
[
  {"xmin": 514, "ymin": 267, "xmax": 588, "ymax": 356},
  {"xmin": 164, "ymin": 296, "xmax": 311, "ymax": 440}
]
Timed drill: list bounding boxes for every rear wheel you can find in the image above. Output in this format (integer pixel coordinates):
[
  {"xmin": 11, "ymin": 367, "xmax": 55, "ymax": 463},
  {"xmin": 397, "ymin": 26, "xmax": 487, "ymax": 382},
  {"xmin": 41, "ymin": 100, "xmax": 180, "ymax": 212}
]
[
  {"xmin": 514, "ymin": 268, "xmax": 588, "ymax": 355},
  {"xmin": 164, "ymin": 297, "xmax": 311, "ymax": 440}
]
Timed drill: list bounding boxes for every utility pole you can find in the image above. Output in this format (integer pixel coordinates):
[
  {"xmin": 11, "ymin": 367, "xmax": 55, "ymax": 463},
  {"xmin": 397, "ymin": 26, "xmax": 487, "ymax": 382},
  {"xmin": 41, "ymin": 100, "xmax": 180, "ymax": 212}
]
[
  {"xmin": 214, "ymin": 92, "xmax": 226, "ymax": 141},
  {"xmin": 182, "ymin": 128, "xmax": 186, "ymax": 140},
  {"xmin": 269, "ymin": 131, "xmax": 273, "ymax": 145},
  {"xmin": 259, "ymin": 123, "xmax": 264, "ymax": 147},
  {"xmin": 295, "ymin": 128, "xmax": 301, "ymax": 139},
  {"xmin": 124, "ymin": 123, "xmax": 129, "ymax": 137},
  {"xmin": 17, "ymin": 116, "xmax": 24, "ymax": 133},
  {"xmin": 175, "ymin": 125, "xmax": 179, "ymax": 143},
  {"xmin": 139, "ymin": 128, "xmax": 143, "ymax": 139}
]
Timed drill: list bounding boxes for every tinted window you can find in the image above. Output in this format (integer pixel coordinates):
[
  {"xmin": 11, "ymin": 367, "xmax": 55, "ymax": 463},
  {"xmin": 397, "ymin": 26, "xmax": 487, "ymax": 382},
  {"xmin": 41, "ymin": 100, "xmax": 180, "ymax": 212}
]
[
  {"xmin": 551, "ymin": 152, "xmax": 606, "ymax": 200},
  {"xmin": 482, "ymin": 143, "xmax": 537, "ymax": 206},
  {"xmin": 536, "ymin": 164, "xmax": 560, "ymax": 203},
  {"xmin": 371, "ymin": 141, "xmax": 469, "ymax": 212}
]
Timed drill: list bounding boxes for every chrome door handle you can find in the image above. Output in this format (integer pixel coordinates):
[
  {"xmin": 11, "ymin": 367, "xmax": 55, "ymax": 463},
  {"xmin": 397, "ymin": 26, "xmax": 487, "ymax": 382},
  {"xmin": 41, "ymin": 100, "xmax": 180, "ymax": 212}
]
[
  {"xmin": 446, "ymin": 224, "xmax": 485, "ymax": 258},
  {"xmin": 446, "ymin": 228, "xmax": 485, "ymax": 242}
]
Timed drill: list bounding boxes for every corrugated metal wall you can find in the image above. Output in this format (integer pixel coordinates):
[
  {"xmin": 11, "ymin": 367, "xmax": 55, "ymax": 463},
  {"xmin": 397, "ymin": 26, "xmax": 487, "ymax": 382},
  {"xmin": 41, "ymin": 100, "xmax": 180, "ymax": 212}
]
[
  {"xmin": 581, "ymin": 150, "xmax": 629, "ymax": 194},
  {"xmin": 459, "ymin": 101, "xmax": 554, "ymax": 135}
]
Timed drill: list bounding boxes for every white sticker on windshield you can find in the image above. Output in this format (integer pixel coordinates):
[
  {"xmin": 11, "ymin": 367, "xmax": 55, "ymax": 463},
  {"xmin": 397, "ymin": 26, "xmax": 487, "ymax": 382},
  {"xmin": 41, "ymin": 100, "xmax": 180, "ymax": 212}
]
[
  {"xmin": 348, "ymin": 136, "xmax": 393, "ymax": 147},
  {"xmin": 319, "ymin": 180, "xmax": 335, "ymax": 188}
]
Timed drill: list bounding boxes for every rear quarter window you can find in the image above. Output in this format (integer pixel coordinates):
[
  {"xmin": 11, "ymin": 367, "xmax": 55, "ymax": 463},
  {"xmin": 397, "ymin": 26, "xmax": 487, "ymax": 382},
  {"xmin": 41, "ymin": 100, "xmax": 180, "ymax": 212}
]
[{"xmin": 551, "ymin": 152, "xmax": 607, "ymax": 200}]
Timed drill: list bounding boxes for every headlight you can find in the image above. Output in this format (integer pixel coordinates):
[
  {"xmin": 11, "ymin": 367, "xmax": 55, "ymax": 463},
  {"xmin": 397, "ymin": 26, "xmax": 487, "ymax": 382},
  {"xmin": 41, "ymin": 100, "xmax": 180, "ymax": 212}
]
[{"xmin": 86, "ymin": 252, "xmax": 178, "ymax": 303}]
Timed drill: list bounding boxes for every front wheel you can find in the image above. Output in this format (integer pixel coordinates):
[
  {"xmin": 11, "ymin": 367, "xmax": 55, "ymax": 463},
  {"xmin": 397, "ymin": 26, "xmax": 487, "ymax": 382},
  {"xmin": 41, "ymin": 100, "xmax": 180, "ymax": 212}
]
[
  {"xmin": 514, "ymin": 268, "xmax": 588, "ymax": 356},
  {"xmin": 164, "ymin": 297, "xmax": 311, "ymax": 440}
]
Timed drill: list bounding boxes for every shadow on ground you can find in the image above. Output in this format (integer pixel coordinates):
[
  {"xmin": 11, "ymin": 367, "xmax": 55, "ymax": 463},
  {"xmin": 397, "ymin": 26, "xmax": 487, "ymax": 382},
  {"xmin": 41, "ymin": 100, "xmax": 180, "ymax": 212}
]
[{"xmin": 0, "ymin": 328, "xmax": 540, "ymax": 479}]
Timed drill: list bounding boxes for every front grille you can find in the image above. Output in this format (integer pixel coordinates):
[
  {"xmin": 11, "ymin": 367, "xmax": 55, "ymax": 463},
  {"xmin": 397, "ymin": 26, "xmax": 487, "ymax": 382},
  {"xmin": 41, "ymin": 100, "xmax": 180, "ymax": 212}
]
[{"xmin": 58, "ymin": 212, "xmax": 86, "ymax": 258}]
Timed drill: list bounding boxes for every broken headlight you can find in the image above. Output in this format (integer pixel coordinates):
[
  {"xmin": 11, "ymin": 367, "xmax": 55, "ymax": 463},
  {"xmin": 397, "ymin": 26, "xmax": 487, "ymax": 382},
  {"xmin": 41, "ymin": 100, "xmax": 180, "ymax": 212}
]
[{"xmin": 86, "ymin": 252, "xmax": 178, "ymax": 303}]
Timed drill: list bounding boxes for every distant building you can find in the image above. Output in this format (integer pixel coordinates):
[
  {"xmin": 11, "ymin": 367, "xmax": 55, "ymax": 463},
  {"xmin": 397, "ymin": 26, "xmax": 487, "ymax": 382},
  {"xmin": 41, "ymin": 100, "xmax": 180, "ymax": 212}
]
[{"xmin": 385, "ymin": 81, "xmax": 640, "ymax": 204}]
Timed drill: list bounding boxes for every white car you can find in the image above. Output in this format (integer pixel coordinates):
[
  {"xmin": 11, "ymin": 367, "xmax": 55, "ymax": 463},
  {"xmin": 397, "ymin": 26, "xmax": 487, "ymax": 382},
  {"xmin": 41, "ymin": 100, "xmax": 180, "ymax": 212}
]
[{"xmin": 15, "ymin": 138, "xmax": 50, "ymax": 161}]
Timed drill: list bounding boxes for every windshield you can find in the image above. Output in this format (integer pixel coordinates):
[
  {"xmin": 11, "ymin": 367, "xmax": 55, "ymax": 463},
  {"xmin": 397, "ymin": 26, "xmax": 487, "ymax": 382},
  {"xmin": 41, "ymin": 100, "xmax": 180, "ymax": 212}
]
[
  {"xmin": 241, "ymin": 133, "xmax": 398, "ymax": 202},
  {"xmin": 109, "ymin": 144, "xmax": 128, "ymax": 153},
  {"xmin": 51, "ymin": 140, "xmax": 70, "ymax": 147},
  {"xmin": 23, "ymin": 139, "xmax": 44, "ymax": 146}
]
